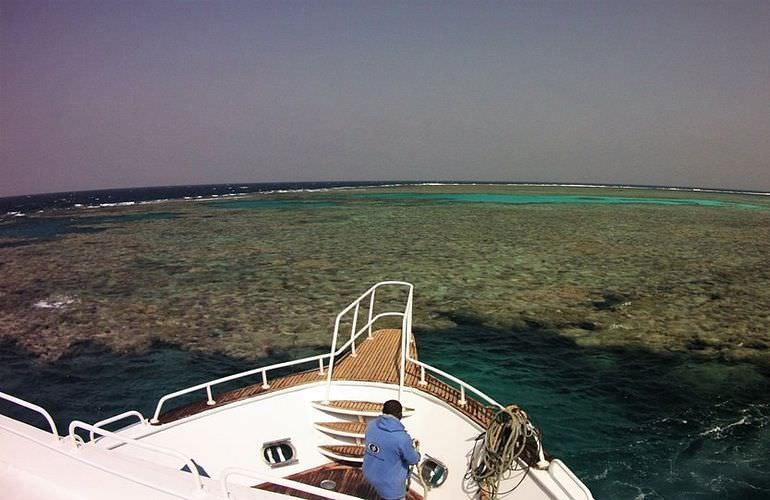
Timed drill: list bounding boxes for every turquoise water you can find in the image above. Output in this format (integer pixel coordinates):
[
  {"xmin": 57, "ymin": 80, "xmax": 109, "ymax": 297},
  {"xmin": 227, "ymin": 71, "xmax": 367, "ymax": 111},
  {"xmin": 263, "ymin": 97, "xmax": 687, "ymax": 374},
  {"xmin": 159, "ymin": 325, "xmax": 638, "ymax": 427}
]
[
  {"xmin": 205, "ymin": 192, "xmax": 766, "ymax": 210},
  {"xmin": 347, "ymin": 192, "xmax": 765, "ymax": 209},
  {"xmin": 418, "ymin": 323, "xmax": 770, "ymax": 499}
]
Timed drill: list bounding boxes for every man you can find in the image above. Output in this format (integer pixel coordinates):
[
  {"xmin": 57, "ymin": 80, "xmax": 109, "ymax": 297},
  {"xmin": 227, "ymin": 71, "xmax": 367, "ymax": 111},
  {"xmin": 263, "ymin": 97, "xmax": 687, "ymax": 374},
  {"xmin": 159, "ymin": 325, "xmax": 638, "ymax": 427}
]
[{"xmin": 362, "ymin": 399, "xmax": 421, "ymax": 500}]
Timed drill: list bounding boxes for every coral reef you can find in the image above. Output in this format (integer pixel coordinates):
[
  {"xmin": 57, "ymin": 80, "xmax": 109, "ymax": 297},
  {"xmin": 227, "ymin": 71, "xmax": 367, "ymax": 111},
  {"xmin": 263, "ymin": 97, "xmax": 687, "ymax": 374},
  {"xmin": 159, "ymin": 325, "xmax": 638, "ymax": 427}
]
[{"xmin": 1, "ymin": 185, "xmax": 768, "ymax": 366}]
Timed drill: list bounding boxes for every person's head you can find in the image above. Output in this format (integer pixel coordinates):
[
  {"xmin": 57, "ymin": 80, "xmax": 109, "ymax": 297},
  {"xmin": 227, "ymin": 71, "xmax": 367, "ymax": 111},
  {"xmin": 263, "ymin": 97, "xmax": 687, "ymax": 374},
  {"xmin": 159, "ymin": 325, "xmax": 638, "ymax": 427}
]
[{"xmin": 382, "ymin": 399, "xmax": 403, "ymax": 420}]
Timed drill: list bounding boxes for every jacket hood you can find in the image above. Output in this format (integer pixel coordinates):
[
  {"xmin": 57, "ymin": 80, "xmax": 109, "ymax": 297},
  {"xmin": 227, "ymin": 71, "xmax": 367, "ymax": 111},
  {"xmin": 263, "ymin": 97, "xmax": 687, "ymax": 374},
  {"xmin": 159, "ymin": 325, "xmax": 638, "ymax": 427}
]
[{"xmin": 376, "ymin": 414, "xmax": 406, "ymax": 433}]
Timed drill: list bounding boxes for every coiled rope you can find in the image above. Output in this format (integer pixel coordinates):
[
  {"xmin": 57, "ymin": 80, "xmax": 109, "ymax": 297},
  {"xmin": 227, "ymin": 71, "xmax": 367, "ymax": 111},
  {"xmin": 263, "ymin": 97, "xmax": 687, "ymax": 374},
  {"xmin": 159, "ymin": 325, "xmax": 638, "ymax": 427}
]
[{"xmin": 467, "ymin": 405, "xmax": 538, "ymax": 499}]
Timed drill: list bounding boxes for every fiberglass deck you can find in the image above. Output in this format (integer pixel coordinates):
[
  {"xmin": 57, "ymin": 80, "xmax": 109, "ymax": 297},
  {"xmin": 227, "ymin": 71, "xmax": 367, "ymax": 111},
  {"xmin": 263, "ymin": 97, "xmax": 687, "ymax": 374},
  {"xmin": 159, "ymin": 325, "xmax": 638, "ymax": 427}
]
[{"xmin": 155, "ymin": 329, "xmax": 495, "ymax": 428}]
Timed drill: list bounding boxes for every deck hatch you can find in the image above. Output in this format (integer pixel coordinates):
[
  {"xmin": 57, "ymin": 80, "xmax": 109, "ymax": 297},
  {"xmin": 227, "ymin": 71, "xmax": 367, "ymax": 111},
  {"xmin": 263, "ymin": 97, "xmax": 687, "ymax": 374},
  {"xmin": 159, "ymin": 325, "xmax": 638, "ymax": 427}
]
[{"xmin": 261, "ymin": 438, "xmax": 297, "ymax": 468}]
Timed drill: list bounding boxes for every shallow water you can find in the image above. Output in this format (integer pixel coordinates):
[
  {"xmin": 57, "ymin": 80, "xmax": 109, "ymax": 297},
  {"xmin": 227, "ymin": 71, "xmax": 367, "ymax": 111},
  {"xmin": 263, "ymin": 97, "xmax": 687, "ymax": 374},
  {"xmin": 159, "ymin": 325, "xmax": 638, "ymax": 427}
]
[
  {"xmin": 345, "ymin": 192, "xmax": 766, "ymax": 209},
  {"xmin": 2, "ymin": 184, "xmax": 769, "ymax": 498}
]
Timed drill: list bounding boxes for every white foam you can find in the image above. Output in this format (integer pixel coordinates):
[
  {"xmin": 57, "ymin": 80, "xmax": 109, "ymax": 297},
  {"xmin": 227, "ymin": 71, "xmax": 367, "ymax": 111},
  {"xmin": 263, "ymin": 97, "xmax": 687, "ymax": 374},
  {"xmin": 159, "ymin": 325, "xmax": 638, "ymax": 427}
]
[
  {"xmin": 591, "ymin": 466, "xmax": 609, "ymax": 480},
  {"xmin": 32, "ymin": 296, "xmax": 77, "ymax": 310},
  {"xmin": 699, "ymin": 417, "xmax": 748, "ymax": 437},
  {"xmin": 90, "ymin": 201, "xmax": 137, "ymax": 208}
]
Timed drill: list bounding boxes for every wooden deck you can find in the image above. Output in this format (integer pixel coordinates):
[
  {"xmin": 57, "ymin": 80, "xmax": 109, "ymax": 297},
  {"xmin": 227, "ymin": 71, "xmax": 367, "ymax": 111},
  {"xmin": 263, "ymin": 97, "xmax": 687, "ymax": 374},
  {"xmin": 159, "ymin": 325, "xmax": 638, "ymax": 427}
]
[
  {"xmin": 312, "ymin": 400, "xmax": 414, "ymax": 416},
  {"xmin": 315, "ymin": 422, "xmax": 367, "ymax": 435},
  {"xmin": 255, "ymin": 463, "xmax": 422, "ymax": 499},
  {"xmin": 156, "ymin": 329, "xmax": 496, "ymax": 428},
  {"xmin": 318, "ymin": 444, "xmax": 365, "ymax": 461}
]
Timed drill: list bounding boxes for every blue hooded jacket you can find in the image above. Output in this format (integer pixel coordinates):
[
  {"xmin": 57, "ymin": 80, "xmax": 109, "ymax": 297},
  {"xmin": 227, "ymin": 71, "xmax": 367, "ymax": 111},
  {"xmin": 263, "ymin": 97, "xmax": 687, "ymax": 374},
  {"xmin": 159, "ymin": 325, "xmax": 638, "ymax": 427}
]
[{"xmin": 362, "ymin": 414, "xmax": 421, "ymax": 499}]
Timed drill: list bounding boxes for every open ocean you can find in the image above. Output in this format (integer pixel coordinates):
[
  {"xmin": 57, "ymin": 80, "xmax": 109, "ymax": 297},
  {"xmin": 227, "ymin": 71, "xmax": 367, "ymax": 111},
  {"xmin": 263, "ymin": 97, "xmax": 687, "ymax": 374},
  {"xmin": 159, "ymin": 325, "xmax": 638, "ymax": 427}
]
[{"xmin": 2, "ymin": 182, "xmax": 769, "ymax": 499}]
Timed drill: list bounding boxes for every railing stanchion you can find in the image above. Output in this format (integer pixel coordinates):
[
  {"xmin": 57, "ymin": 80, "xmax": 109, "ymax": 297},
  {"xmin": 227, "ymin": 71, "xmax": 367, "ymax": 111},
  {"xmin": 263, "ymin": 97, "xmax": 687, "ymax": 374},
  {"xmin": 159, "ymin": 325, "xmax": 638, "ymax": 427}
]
[
  {"xmin": 261, "ymin": 370, "xmax": 270, "ymax": 390},
  {"xmin": 206, "ymin": 385, "xmax": 216, "ymax": 406},
  {"xmin": 459, "ymin": 386, "xmax": 467, "ymax": 406},
  {"xmin": 351, "ymin": 302, "xmax": 360, "ymax": 357},
  {"xmin": 325, "ymin": 315, "xmax": 342, "ymax": 402},
  {"xmin": 367, "ymin": 289, "xmax": 376, "ymax": 338},
  {"xmin": 318, "ymin": 357, "xmax": 325, "ymax": 375},
  {"xmin": 419, "ymin": 366, "xmax": 427, "ymax": 386},
  {"xmin": 398, "ymin": 296, "xmax": 408, "ymax": 401}
]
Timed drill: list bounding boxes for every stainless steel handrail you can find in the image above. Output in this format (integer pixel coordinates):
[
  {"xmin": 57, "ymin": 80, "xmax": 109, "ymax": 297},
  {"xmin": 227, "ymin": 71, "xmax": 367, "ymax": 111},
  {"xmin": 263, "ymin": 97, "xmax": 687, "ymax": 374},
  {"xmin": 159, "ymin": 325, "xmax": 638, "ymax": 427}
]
[
  {"xmin": 0, "ymin": 390, "xmax": 59, "ymax": 437},
  {"xmin": 150, "ymin": 352, "xmax": 330, "ymax": 423},
  {"xmin": 324, "ymin": 281, "xmax": 413, "ymax": 402},
  {"xmin": 401, "ymin": 301, "xmax": 503, "ymax": 408},
  {"xmin": 406, "ymin": 358, "xmax": 504, "ymax": 409},
  {"xmin": 398, "ymin": 290, "xmax": 414, "ymax": 400},
  {"xmin": 151, "ymin": 281, "xmax": 413, "ymax": 423},
  {"xmin": 91, "ymin": 410, "xmax": 145, "ymax": 441},
  {"xmin": 334, "ymin": 312, "xmax": 405, "ymax": 355},
  {"xmin": 69, "ymin": 420, "xmax": 204, "ymax": 492}
]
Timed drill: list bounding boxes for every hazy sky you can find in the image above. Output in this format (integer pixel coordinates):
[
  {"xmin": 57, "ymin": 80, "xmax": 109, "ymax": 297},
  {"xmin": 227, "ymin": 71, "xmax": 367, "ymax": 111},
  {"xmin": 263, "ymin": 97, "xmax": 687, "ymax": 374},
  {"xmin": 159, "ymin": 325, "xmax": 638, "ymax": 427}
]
[{"xmin": 2, "ymin": 1, "xmax": 769, "ymax": 196}]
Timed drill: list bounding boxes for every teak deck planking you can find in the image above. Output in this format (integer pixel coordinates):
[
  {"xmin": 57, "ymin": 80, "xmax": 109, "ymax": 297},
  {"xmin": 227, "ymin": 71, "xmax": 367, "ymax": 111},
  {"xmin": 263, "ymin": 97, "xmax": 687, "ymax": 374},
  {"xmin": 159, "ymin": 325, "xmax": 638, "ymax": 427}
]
[
  {"xmin": 318, "ymin": 444, "xmax": 365, "ymax": 459},
  {"xmin": 315, "ymin": 422, "xmax": 367, "ymax": 435},
  {"xmin": 156, "ymin": 328, "xmax": 496, "ymax": 428},
  {"xmin": 255, "ymin": 463, "xmax": 422, "ymax": 499}
]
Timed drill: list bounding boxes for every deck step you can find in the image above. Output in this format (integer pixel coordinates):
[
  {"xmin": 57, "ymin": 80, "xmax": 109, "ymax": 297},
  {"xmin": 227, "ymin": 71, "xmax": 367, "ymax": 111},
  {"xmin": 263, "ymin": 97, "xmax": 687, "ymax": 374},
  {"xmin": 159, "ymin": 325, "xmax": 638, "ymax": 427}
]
[
  {"xmin": 311, "ymin": 400, "xmax": 415, "ymax": 417},
  {"xmin": 314, "ymin": 421, "xmax": 367, "ymax": 438},
  {"xmin": 318, "ymin": 445, "xmax": 364, "ymax": 463}
]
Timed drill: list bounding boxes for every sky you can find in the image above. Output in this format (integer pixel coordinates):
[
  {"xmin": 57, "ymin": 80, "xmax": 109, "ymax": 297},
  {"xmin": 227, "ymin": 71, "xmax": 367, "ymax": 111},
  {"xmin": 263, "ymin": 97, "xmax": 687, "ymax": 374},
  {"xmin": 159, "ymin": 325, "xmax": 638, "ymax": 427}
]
[{"xmin": 1, "ymin": 1, "xmax": 769, "ymax": 197}]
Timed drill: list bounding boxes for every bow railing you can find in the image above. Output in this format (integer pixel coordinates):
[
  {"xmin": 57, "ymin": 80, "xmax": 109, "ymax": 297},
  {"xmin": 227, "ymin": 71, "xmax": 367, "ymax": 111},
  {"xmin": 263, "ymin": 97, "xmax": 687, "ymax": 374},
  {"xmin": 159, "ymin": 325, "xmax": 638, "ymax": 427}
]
[
  {"xmin": 324, "ymin": 281, "xmax": 414, "ymax": 402},
  {"xmin": 151, "ymin": 281, "xmax": 413, "ymax": 423},
  {"xmin": 150, "ymin": 352, "xmax": 329, "ymax": 424}
]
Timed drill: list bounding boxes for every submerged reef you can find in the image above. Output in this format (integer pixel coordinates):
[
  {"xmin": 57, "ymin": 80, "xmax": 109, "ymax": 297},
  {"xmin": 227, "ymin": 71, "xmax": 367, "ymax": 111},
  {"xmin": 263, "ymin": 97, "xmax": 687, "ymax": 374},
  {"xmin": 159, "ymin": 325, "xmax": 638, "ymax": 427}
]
[{"xmin": 1, "ymin": 185, "xmax": 769, "ymax": 366}]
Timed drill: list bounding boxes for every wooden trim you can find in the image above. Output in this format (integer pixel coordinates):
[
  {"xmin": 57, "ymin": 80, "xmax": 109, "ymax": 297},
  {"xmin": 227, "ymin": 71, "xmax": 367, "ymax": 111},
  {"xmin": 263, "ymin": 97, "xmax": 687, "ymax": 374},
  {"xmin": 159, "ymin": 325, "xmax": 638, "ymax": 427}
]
[
  {"xmin": 254, "ymin": 462, "xmax": 422, "ymax": 500},
  {"xmin": 156, "ymin": 329, "xmax": 494, "ymax": 428}
]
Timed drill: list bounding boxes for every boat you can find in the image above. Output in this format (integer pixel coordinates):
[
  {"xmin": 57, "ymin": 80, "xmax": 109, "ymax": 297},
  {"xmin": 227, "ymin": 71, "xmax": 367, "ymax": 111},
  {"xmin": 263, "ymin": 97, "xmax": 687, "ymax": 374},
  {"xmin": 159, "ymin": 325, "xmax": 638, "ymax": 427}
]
[{"xmin": 0, "ymin": 281, "xmax": 594, "ymax": 499}]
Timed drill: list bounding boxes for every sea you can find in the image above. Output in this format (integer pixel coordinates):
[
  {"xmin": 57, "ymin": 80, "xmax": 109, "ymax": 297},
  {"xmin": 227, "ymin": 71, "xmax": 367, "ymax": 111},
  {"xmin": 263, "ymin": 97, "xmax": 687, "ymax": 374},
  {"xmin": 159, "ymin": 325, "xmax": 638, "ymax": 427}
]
[{"xmin": 1, "ymin": 181, "xmax": 769, "ymax": 499}]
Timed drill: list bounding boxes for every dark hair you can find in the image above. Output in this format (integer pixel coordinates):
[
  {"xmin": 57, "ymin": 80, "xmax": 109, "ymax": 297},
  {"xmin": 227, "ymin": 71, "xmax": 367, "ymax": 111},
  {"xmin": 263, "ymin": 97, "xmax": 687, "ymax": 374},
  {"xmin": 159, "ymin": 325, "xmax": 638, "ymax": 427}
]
[{"xmin": 382, "ymin": 399, "xmax": 403, "ymax": 419}]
